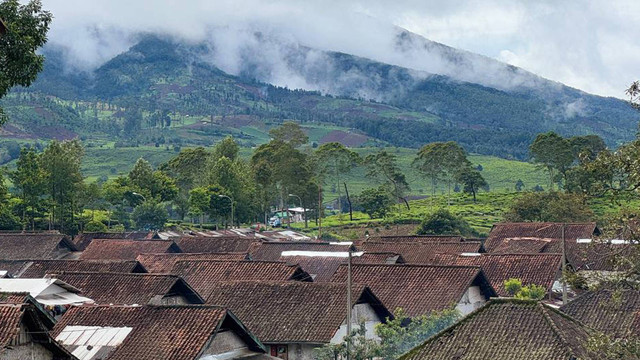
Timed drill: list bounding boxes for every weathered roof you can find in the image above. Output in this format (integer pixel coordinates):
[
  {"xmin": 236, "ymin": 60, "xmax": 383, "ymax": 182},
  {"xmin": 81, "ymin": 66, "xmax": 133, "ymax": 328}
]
[
  {"xmin": 80, "ymin": 239, "xmax": 181, "ymax": 260},
  {"xmin": 331, "ymin": 264, "xmax": 496, "ymax": 317},
  {"xmin": 0, "ymin": 301, "xmax": 76, "ymax": 359},
  {"xmin": 353, "ymin": 252, "xmax": 405, "ymax": 264},
  {"xmin": 52, "ymin": 305, "xmax": 265, "ymax": 360},
  {"xmin": 205, "ymin": 280, "xmax": 391, "ymax": 343},
  {"xmin": 280, "ymin": 251, "xmax": 401, "ymax": 282},
  {"xmin": 136, "ymin": 252, "xmax": 249, "ymax": 273},
  {"xmin": 249, "ymin": 241, "xmax": 355, "ymax": 261},
  {"xmin": 366, "ymin": 235, "xmax": 466, "ymax": 243},
  {"xmin": 0, "ymin": 260, "xmax": 32, "ymax": 277},
  {"xmin": 429, "ymin": 253, "xmax": 562, "ymax": 297},
  {"xmin": 360, "ymin": 241, "xmax": 482, "ymax": 264},
  {"xmin": 0, "ymin": 233, "xmax": 76, "ymax": 260},
  {"xmin": 73, "ymin": 231, "xmax": 152, "ymax": 250},
  {"xmin": 48, "ymin": 272, "xmax": 204, "ymax": 305},
  {"xmin": 175, "ymin": 236, "xmax": 256, "ymax": 253},
  {"xmin": 171, "ymin": 260, "xmax": 312, "ymax": 297},
  {"xmin": 560, "ymin": 289, "xmax": 640, "ymax": 338},
  {"xmin": 491, "ymin": 237, "xmax": 555, "ymax": 253},
  {"xmin": 485, "ymin": 222, "xmax": 599, "ymax": 252},
  {"xmin": 400, "ymin": 299, "xmax": 598, "ymax": 360},
  {"xmin": 18, "ymin": 260, "xmax": 146, "ymax": 278},
  {"xmin": 566, "ymin": 242, "xmax": 636, "ymax": 271}
]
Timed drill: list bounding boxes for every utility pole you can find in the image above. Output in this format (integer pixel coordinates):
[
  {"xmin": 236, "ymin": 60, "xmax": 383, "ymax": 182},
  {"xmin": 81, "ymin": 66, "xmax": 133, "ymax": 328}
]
[
  {"xmin": 346, "ymin": 249, "xmax": 352, "ymax": 360},
  {"xmin": 562, "ymin": 223, "xmax": 567, "ymax": 305},
  {"xmin": 318, "ymin": 185, "xmax": 322, "ymax": 240}
]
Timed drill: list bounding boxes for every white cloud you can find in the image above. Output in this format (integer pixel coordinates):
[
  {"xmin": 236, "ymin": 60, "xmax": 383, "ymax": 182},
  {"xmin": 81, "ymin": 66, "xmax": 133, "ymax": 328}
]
[{"xmin": 40, "ymin": 0, "xmax": 640, "ymax": 98}]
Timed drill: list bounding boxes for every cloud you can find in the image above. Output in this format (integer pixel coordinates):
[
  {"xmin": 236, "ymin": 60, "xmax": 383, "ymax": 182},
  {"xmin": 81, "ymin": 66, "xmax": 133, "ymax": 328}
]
[{"xmin": 41, "ymin": 0, "xmax": 640, "ymax": 98}]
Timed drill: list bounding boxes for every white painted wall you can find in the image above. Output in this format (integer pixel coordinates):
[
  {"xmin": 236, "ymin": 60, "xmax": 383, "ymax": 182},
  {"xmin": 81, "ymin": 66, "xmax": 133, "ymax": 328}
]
[
  {"xmin": 0, "ymin": 343, "xmax": 55, "ymax": 360},
  {"xmin": 455, "ymin": 286, "xmax": 485, "ymax": 316},
  {"xmin": 330, "ymin": 303, "xmax": 381, "ymax": 343}
]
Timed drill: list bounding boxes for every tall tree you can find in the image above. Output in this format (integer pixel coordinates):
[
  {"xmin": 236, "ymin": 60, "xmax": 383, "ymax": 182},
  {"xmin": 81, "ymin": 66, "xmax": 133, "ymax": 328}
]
[
  {"xmin": 39, "ymin": 139, "xmax": 84, "ymax": 233},
  {"xmin": 11, "ymin": 147, "xmax": 45, "ymax": 229},
  {"xmin": 455, "ymin": 167, "xmax": 487, "ymax": 202},
  {"xmin": 414, "ymin": 142, "xmax": 471, "ymax": 200},
  {"xmin": 313, "ymin": 142, "xmax": 360, "ymax": 220},
  {"xmin": 0, "ymin": 0, "xmax": 52, "ymax": 124},
  {"xmin": 212, "ymin": 136, "xmax": 239, "ymax": 161},
  {"xmin": 529, "ymin": 132, "xmax": 574, "ymax": 190},
  {"xmin": 364, "ymin": 151, "xmax": 410, "ymax": 210},
  {"xmin": 269, "ymin": 121, "xmax": 309, "ymax": 147}
]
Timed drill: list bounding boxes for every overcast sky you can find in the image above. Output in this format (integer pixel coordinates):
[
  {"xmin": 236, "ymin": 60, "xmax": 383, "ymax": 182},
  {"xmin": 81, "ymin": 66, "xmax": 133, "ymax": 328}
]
[{"xmin": 42, "ymin": 0, "xmax": 639, "ymax": 98}]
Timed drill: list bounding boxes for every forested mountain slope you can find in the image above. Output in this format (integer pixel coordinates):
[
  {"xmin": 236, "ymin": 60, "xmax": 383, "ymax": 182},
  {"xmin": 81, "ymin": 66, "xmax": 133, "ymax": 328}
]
[{"xmin": 1, "ymin": 34, "xmax": 637, "ymax": 160}]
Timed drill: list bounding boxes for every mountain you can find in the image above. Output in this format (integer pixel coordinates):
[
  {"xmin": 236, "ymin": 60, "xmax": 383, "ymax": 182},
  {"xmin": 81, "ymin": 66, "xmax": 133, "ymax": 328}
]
[{"xmin": 1, "ymin": 32, "xmax": 637, "ymax": 160}]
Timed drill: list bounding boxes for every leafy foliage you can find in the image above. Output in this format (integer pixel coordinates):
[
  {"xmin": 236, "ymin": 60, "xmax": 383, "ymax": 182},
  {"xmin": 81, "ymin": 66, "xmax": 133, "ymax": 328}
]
[
  {"xmin": 416, "ymin": 208, "xmax": 477, "ymax": 237},
  {"xmin": 504, "ymin": 191, "xmax": 593, "ymax": 223},
  {"xmin": 0, "ymin": 0, "xmax": 52, "ymax": 124},
  {"xmin": 503, "ymin": 278, "xmax": 546, "ymax": 300}
]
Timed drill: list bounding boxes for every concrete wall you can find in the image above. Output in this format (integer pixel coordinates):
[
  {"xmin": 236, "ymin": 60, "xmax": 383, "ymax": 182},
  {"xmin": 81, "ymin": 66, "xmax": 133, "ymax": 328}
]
[
  {"xmin": 455, "ymin": 286, "xmax": 486, "ymax": 316},
  {"xmin": 330, "ymin": 303, "xmax": 381, "ymax": 343},
  {"xmin": 268, "ymin": 343, "xmax": 319, "ymax": 360}
]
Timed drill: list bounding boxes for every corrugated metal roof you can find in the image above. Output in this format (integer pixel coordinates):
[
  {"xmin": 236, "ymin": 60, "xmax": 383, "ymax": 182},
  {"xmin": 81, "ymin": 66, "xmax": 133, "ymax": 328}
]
[
  {"xmin": 56, "ymin": 325, "xmax": 132, "ymax": 360},
  {"xmin": 0, "ymin": 278, "xmax": 93, "ymax": 305}
]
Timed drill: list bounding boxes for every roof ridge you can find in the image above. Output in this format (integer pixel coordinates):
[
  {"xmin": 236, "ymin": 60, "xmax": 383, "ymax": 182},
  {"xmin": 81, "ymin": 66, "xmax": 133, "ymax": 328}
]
[
  {"xmin": 539, "ymin": 303, "xmax": 583, "ymax": 357},
  {"xmin": 47, "ymin": 271, "xmax": 179, "ymax": 278},
  {"xmin": 338, "ymin": 263, "xmax": 483, "ymax": 270}
]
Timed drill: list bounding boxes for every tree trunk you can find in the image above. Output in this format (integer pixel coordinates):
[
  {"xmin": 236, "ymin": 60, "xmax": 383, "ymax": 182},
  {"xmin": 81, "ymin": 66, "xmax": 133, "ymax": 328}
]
[
  {"xmin": 343, "ymin": 182, "xmax": 353, "ymax": 221},
  {"xmin": 402, "ymin": 197, "xmax": 410, "ymax": 210}
]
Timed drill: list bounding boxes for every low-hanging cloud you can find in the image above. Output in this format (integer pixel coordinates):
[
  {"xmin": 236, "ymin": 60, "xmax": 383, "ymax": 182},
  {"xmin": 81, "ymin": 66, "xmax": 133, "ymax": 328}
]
[{"xmin": 42, "ymin": 0, "xmax": 640, "ymax": 98}]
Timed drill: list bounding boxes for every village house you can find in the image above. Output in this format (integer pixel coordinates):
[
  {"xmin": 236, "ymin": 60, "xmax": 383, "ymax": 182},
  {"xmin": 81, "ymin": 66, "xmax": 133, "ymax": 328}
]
[
  {"xmin": 79, "ymin": 239, "xmax": 181, "ymax": 260},
  {"xmin": 175, "ymin": 236, "xmax": 257, "ymax": 253},
  {"xmin": 51, "ymin": 305, "xmax": 271, "ymax": 360},
  {"xmin": 170, "ymin": 260, "xmax": 312, "ymax": 297},
  {"xmin": 331, "ymin": 263, "xmax": 496, "ymax": 317},
  {"xmin": 364, "ymin": 235, "xmax": 468, "ymax": 243},
  {"xmin": 399, "ymin": 299, "xmax": 599, "ymax": 360},
  {"xmin": 0, "ymin": 233, "xmax": 77, "ymax": 260},
  {"xmin": 484, "ymin": 222, "xmax": 600, "ymax": 252},
  {"xmin": 72, "ymin": 231, "xmax": 152, "ymax": 251},
  {"xmin": 359, "ymin": 241, "xmax": 483, "ymax": 264},
  {"xmin": 136, "ymin": 252, "xmax": 249, "ymax": 273},
  {"xmin": 1, "ymin": 293, "xmax": 77, "ymax": 360},
  {"xmin": 279, "ymin": 251, "xmax": 403, "ymax": 282},
  {"xmin": 205, "ymin": 280, "xmax": 392, "ymax": 360},
  {"xmin": 560, "ymin": 288, "xmax": 640, "ymax": 338},
  {"xmin": 428, "ymin": 253, "xmax": 563, "ymax": 298},
  {"xmin": 15, "ymin": 260, "xmax": 147, "ymax": 278},
  {"xmin": 248, "ymin": 242, "xmax": 355, "ymax": 261},
  {"xmin": 47, "ymin": 272, "xmax": 203, "ymax": 305}
]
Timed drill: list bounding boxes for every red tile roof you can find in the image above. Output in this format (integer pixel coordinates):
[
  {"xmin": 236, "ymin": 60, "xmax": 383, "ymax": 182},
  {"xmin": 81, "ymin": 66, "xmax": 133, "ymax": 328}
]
[
  {"xmin": 0, "ymin": 260, "xmax": 32, "ymax": 277},
  {"xmin": 485, "ymin": 222, "xmax": 598, "ymax": 252},
  {"xmin": 79, "ymin": 239, "xmax": 181, "ymax": 260},
  {"xmin": 137, "ymin": 252, "xmax": 249, "ymax": 273},
  {"xmin": 48, "ymin": 272, "xmax": 203, "ymax": 305},
  {"xmin": 280, "ymin": 252, "xmax": 404, "ymax": 282},
  {"xmin": 175, "ymin": 236, "xmax": 256, "ymax": 253},
  {"xmin": 359, "ymin": 241, "xmax": 482, "ymax": 264},
  {"xmin": 171, "ymin": 260, "xmax": 312, "ymax": 297},
  {"xmin": 51, "ymin": 305, "xmax": 266, "ymax": 360},
  {"xmin": 73, "ymin": 231, "xmax": 152, "ymax": 250},
  {"xmin": 560, "ymin": 289, "xmax": 640, "ymax": 338},
  {"xmin": 331, "ymin": 264, "xmax": 496, "ymax": 317},
  {"xmin": 400, "ymin": 299, "xmax": 597, "ymax": 360},
  {"xmin": 205, "ymin": 280, "xmax": 391, "ymax": 343},
  {"xmin": 249, "ymin": 242, "xmax": 355, "ymax": 261},
  {"xmin": 367, "ymin": 235, "xmax": 466, "ymax": 243},
  {"xmin": 354, "ymin": 252, "xmax": 405, "ymax": 264},
  {"xmin": 429, "ymin": 253, "xmax": 562, "ymax": 297},
  {"xmin": 0, "ymin": 233, "xmax": 77, "ymax": 260},
  {"xmin": 18, "ymin": 260, "xmax": 146, "ymax": 278}
]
